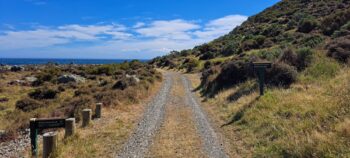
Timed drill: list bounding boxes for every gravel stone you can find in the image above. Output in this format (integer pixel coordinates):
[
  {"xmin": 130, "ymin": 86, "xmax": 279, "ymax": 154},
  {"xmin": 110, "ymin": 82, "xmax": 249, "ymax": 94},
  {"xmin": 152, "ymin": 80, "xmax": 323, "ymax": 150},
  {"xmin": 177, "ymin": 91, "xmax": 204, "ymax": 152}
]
[
  {"xmin": 182, "ymin": 76, "xmax": 229, "ymax": 158},
  {"xmin": 0, "ymin": 129, "xmax": 30, "ymax": 158},
  {"xmin": 117, "ymin": 73, "xmax": 173, "ymax": 158}
]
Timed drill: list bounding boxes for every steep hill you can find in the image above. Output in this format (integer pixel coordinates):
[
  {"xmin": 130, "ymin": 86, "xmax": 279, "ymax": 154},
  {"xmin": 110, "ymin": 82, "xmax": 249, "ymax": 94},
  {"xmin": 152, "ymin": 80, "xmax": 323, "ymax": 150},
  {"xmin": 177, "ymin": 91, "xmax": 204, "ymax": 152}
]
[
  {"xmin": 152, "ymin": 0, "xmax": 350, "ymax": 95},
  {"xmin": 151, "ymin": 0, "xmax": 350, "ymax": 157}
]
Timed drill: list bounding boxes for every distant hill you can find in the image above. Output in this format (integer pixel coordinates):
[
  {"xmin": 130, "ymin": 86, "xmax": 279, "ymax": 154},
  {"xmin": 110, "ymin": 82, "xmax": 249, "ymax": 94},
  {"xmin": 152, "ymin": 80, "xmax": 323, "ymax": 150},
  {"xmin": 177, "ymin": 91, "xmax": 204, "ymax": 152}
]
[
  {"xmin": 151, "ymin": 0, "xmax": 350, "ymax": 157},
  {"xmin": 151, "ymin": 0, "xmax": 350, "ymax": 95}
]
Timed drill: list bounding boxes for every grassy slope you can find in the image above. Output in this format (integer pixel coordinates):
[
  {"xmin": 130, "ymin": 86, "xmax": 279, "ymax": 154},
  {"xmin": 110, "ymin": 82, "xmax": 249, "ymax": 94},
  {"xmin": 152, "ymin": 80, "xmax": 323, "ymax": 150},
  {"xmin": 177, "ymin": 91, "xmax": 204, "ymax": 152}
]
[
  {"xmin": 153, "ymin": 1, "xmax": 350, "ymax": 156},
  {"xmin": 188, "ymin": 52, "xmax": 350, "ymax": 157},
  {"xmin": 24, "ymin": 78, "xmax": 163, "ymax": 158}
]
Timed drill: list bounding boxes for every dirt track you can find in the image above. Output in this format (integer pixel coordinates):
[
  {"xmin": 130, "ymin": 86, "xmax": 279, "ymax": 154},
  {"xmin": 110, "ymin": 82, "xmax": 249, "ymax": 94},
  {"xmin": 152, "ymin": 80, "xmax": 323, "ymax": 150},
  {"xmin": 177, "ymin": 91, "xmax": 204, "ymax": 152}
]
[{"xmin": 117, "ymin": 72, "xmax": 228, "ymax": 158}]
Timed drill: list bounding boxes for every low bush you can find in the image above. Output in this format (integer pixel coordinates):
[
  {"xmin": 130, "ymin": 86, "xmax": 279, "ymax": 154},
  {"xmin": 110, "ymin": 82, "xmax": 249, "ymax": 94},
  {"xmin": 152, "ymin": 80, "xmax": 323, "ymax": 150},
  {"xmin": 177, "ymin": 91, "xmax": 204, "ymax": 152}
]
[
  {"xmin": 199, "ymin": 52, "xmax": 217, "ymax": 60},
  {"xmin": 295, "ymin": 47, "xmax": 314, "ymax": 70},
  {"xmin": 182, "ymin": 58, "xmax": 199, "ymax": 72},
  {"xmin": 205, "ymin": 61, "xmax": 252, "ymax": 95},
  {"xmin": 305, "ymin": 58, "xmax": 340, "ymax": 80},
  {"xmin": 28, "ymin": 88, "xmax": 58, "ymax": 100},
  {"xmin": 297, "ymin": 18, "xmax": 318, "ymax": 33},
  {"xmin": 327, "ymin": 35, "xmax": 350, "ymax": 63},
  {"xmin": 112, "ymin": 77, "xmax": 138, "ymax": 90},
  {"xmin": 279, "ymin": 47, "xmax": 313, "ymax": 71},
  {"xmin": 15, "ymin": 98, "xmax": 46, "ymax": 112},
  {"xmin": 62, "ymin": 96, "xmax": 94, "ymax": 122},
  {"xmin": 321, "ymin": 8, "xmax": 350, "ymax": 36},
  {"xmin": 279, "ymin": 48, "xmax": 298, "ymax": 66},
  {"xmin": 266, "ymin": 62, "xmax": 298, "ymax": 87}
]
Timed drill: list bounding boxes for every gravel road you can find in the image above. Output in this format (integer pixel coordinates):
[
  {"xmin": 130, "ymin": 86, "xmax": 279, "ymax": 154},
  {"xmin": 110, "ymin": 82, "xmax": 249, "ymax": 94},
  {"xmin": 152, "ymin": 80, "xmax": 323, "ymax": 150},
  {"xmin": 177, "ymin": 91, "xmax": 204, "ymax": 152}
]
[
  {"xmin": 182, "ymin": 76, "xmax": 229, "ymax": 158},
  {"xmin": 0, "ymin": 129, "xmax": 30, "ymax": 158},
  {"xmin": 117, "ymin": 73, "xmax": 173, "ymax": 158}
]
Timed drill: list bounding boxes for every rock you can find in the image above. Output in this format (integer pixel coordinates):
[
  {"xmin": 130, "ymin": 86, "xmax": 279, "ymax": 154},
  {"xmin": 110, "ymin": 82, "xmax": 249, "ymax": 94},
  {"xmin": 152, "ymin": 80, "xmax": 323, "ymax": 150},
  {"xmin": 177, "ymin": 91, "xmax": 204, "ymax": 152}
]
[
  {"xmin": 126, "ymin": 74, "xmax": 140, "ymax": 83},
  {"xmin": 24, "ymin": 76, "xmax": 38, "ymax": 83},
  {"xmin": 8, "ymin": 80, "xmax": 27, "ymax": 86},
  {"xmin": 57, "ymin": 74, "xmax": 86, "ymax": 84}
]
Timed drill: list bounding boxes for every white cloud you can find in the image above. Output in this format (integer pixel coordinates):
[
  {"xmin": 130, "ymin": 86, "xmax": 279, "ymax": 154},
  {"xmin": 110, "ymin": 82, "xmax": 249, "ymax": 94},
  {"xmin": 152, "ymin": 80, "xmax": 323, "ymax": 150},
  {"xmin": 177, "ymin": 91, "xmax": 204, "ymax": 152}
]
[
  {"xmin": 0, "ymin": 14, "xmax": 247, "ymax": 58},
  {"xmin": 194, "ymin": 15, "xmax": 247, "ymax": 41},
  {"xmin": 133, "ymin": 22, "xmax": 145, "ymax": 28},
  {"xmin": 136, "ymin": 19, "xmax": 200, "ymax": 40},
  {"xmin": 0, "ymin": 24, "xmax": 132, "ymax": 50}
]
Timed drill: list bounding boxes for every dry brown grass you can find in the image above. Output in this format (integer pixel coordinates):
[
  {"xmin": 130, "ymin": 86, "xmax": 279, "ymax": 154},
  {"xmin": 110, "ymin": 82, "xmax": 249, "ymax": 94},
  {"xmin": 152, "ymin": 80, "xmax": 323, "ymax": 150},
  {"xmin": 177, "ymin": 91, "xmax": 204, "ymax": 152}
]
[
  {"xmin": 186, "ymin": 58, "xmax": 350, "ymax": 157},
  {"xmin": 31, "ymin": 81, "xmax": 164, "ymax": 158}
]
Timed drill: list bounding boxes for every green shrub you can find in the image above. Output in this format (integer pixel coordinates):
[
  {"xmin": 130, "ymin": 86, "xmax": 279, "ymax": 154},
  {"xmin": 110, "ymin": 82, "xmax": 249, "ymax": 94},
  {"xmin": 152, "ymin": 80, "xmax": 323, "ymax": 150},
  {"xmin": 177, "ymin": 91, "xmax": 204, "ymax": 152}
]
[
  {"xmin": 296, "ymin": 47, "xmax": 314, "ymax": 70},
  {"xmin": 255, "ymin": 48, "xmax": 282, "ymax": 61},
  {"xmin": 199, "ymin": 52, "xmax": 216, "ymax": 60},
  {"xmin": 203, "ymin": 61, "xmax": 212, "ymax": 69},
  {"xmin": 266, "ymin": 62, "xmax": 298, "ymax": 87},
  {"xmin": 89, "ymin": 64, "xmax": 117, "ymax": 75},
  {"xmin": 205, "ymin": 61, "xmax": 252, "ymax": 95},
  {"xmin": 112, "ymin": 77, "xmax": 137, "ymax": 90},
  {"xmin": 299, "ymin": 35, "xmax": 324, "ymax": 48},
  {"xmin": 333, "ymin": 22, "xmax": 350, "ymax": 38},
  {"xmin": 28, "ymin": 88, "xmax": 58, "ymax": 100},
  {"xmin": 297, "ymin": 18, "xmax": 319, "ymax": 33},
  {"xmin": 15, "ymin": 98, "xmax": 46, "ymax": 112},
  {"xmin": 279, "ymin": 48, "xmax": 298, "ymax": 66},
  {"xmin": 183, "ymin": 58, "xmax": 199, "ymax": 72},
  {"xmin": 327, "ymin": 35, "xmax": 350, "ymax": 63},
  {"xmin": 321, "ymin": 8, "xmax": 350, "ymax": 35},
  {"xmin": 305, "ymin": 59, "xmax": 340, "ymax": 79},
  {"xmin": 63, "ymin": 96, "xmax": 94, "ymax": 122}
]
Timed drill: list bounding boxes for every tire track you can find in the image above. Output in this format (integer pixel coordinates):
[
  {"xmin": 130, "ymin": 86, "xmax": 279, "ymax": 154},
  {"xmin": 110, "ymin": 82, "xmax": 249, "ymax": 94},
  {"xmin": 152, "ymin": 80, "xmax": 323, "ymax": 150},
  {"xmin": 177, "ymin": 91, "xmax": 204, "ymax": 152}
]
[
  {"xmin": 117, "ymin": 73, "xmax": 173, "ymax": 158},
  {"xmin": 182, "ymin": 75, "xmax": 229, "ymax": 158}
]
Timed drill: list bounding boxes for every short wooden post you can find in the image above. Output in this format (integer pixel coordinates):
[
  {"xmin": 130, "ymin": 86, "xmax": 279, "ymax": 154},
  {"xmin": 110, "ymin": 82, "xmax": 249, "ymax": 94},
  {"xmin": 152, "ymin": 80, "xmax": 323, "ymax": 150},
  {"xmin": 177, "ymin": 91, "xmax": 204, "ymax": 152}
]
[
  {"xmin": 95, "ymin": 103, "xmax": 102, "ymax": 118},
  {"xmin": 43, "ymin": 132, "xmax": 57, "ymax": 158},
  {"xmin": 65, "ymin": 118, "xmax": 75, "ymax": 138},
  {"xmin": 82, "ymin": 109, "xmax": 92, "ymax": 127}
]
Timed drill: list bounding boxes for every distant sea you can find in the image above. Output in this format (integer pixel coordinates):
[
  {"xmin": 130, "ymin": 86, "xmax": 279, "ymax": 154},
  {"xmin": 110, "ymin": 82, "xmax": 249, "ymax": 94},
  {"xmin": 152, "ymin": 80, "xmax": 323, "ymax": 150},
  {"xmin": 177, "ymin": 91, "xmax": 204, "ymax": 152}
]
[{"xmin": 0, "ymin": 58, "xmax": 149, "ymax": 65}]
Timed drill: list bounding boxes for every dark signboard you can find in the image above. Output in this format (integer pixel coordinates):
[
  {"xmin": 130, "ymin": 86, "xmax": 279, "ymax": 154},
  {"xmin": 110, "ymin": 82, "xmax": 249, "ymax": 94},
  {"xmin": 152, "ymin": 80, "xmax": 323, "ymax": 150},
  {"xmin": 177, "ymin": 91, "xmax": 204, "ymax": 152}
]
[{"xmin": 30, "ymin": 118, "xmax": 67, "ymax": 157}]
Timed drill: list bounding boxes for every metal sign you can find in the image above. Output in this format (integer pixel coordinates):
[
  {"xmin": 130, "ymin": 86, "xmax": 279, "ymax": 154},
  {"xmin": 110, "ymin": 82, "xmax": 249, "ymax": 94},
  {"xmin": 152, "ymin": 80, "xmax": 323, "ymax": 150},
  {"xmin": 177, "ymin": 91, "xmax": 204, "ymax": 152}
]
[
  {"xmin": 30, "ymin": 118, "xmax": 66, "ymax": 157},
  {"xmin": 252, "ymin": 62, "xmax": 272, "ymax": 96}
]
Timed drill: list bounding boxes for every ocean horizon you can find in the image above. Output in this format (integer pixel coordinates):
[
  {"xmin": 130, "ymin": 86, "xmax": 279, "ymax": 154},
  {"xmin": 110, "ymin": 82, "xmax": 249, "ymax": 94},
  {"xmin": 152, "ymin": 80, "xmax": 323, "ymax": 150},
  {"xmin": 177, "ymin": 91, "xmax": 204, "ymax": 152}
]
[{"xmin": 0, "ymin": 58, "xmax": 150, "ymax": 65}]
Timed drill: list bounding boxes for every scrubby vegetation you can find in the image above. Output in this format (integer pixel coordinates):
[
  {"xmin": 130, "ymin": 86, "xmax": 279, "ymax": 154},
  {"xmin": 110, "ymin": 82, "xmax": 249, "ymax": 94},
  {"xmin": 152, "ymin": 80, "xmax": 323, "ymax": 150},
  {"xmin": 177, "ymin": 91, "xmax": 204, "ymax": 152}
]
[
  {"xmin": 152, "ymin": 0, "xmax": 350, "ymax": 156},
  {"xmin": 0, "ymin": 61, "xmax": 161, "ymax": 140}
]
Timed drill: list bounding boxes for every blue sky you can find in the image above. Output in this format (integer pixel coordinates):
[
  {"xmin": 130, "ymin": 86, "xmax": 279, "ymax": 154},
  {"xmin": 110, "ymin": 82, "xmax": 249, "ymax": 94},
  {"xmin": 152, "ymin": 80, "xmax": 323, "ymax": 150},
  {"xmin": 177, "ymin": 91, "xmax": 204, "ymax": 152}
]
[{"xmin": 0, "ymin": 0, "xmax": 280, "ymax": 59}]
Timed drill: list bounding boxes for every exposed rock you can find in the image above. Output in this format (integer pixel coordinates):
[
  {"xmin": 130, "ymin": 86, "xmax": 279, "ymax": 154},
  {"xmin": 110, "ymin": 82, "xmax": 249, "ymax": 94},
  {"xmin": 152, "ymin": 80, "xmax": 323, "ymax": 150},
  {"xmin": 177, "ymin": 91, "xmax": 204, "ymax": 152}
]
[
  {"xmin": 8, "ymin": 80, "xmax": 28, "ymax": 86},
  {"xmin": 24, "ymin": 76, "xmax": 38, "ymax": 83},
  {"xmin": 57, "ymin": 74, "xmax": 86, "ymax": 84},
  {"xmin": 126, "ymin": 74, "xmax": 140, "ymax": 83}
]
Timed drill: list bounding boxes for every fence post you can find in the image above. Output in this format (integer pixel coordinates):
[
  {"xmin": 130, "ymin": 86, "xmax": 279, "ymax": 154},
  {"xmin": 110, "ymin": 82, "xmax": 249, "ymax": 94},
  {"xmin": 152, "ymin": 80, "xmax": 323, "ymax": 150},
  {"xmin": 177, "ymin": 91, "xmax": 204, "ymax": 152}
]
[
  {"xmin": 95, "ymin": 103, "xmax": 102, "ymax": 118},
  {"xmin": 65, "ymin": 118, "xmax": 75, "ymax": 138},
  {"xmin": 43, "ymin": 132, "xmax": 57, "ymax": 158},
  {"xmin": 82, "ymin": 109, "xmax": 92, "ymax": 127}
]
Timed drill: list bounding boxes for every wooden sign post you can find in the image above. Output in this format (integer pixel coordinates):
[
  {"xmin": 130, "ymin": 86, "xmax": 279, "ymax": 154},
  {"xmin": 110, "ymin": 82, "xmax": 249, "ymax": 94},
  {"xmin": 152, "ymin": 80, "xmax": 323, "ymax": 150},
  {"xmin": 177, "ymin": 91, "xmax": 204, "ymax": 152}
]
[
  {"xmin": 252, "ymin": 62, "xmax": 272, "ymax": 96},
  {"xmin": 30, "ymin": 118, "xmax": 66, "ymax": 157}
]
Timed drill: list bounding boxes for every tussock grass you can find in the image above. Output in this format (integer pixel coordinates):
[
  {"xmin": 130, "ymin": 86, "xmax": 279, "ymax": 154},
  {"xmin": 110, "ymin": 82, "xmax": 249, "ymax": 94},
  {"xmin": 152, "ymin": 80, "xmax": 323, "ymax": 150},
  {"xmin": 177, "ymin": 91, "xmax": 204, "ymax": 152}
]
[{"xmin": 190, "ymin": 53, "xmax": 350, "ymax": 157}]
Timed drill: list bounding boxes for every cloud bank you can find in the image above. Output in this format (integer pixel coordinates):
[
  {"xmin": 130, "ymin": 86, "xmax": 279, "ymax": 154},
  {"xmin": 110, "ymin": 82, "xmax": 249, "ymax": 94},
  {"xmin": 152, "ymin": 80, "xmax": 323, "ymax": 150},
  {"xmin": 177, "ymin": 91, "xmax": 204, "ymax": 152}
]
[{"xmin": 0, "ymin": 14, "xmax": 247, "ymax": 59}]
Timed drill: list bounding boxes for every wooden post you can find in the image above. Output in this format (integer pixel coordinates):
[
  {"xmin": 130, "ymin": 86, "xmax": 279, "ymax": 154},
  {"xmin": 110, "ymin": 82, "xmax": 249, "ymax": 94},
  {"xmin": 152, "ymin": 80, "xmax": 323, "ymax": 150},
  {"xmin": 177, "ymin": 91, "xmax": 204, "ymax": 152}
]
[
  {"xmin": 65, "ymin": 118, "xmax": 75, "ymax": 138},
  {"xmin": 95, "ymin": 103, "xmax": 102, "ymax": 118},
  {"xmin": 82, "ymin": 109, "xmax": 92, "ymax": 127},
  {"xmin": 30, "ymin": 118, "xmax": 38, "ymax": 157},
  {"xmin": 43, "ymin": 132, "xmax": 57, "ymax": 158}
]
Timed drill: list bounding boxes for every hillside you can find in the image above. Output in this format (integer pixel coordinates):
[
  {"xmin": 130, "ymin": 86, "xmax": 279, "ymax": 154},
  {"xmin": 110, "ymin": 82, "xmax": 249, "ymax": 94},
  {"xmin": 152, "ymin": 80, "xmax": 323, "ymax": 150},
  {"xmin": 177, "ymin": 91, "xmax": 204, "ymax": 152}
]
[{"xmin": 152, "ymin": 0, "xmax": 350, "ymax": 157}]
